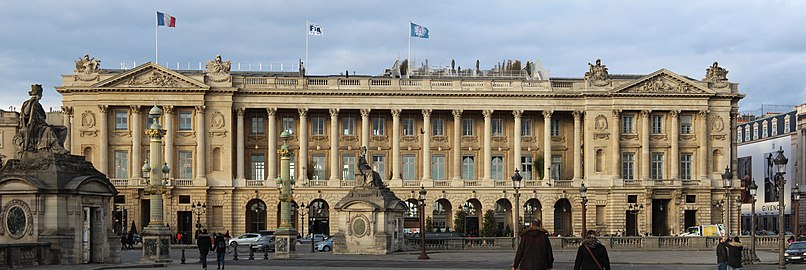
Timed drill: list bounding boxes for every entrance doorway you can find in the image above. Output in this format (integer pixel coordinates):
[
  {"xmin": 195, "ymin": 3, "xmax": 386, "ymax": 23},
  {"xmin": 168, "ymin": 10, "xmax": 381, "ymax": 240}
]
[
  {"xmin": 652, "ymin": 199, "xmax": 670, "ymax": 236},
  {"xmin": 684, "ymin": 210, "xmax": 697, "ymax": 230},
  {"xmin": 625, "ymin": 210, "xmax": 638, "ymax": 236},
  {"xmin": 82, "ymin": 207, "xmax": 92, "ymax": 263},
  {"xmin": 177, "ymin": 211, "xmax": 192, "ymax": 244},
  {"xmin": 554, "ymin": 199, "xmax": 573, "ymax": 236},
  {"xmin": 246, "ymin": 199, "xmax": 267, "ymax": 233},
  {"xmin": 140, "ymin": 199, "xmax": 150, "ymax": 230},
  {"xmin": 310, "ymin": 199, "xmax": 330, "ymax": 235}
]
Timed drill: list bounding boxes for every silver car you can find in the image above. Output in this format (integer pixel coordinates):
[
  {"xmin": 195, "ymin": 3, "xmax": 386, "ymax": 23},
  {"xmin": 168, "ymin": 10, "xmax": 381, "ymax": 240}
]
[{"xmin": 228, "ymin": 233, "xmax": 261, "ymax": 247}]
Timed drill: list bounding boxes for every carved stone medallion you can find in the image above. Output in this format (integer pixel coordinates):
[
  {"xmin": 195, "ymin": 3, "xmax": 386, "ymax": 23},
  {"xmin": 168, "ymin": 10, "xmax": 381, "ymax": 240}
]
[
  {"xmin": 81, "ymin": 111, "xmax": 96, "ymax": 128},
  {"xmin": 711, "ymin": 115, "xmax": 725, "ymax": 132},
  {"xmin": 0, "ymin": 199, "xmax": 34, "ymax": 239},
  {"xmin": 594, "ymin": 115, "xmax": 608, "ymax": 131},
  {"xmin": 349, "ymin": 214, "xmax": 370, "ymax": 238}
]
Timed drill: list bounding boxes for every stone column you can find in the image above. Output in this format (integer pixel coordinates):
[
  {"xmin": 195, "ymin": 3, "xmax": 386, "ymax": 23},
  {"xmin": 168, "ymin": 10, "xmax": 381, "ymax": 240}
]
[
  {"xmin": 640, "ymin": 110, "xmax": 651, "ymax": 180},
  {"xmin": 670, "ymin": 110, "xmax": 679, "ymax": 180},
  {"xmin": 422, "ymin": 109, "xmax": 432, "ymax": 182},
  {"xmin": 513, "ymin": 110, "xmax": 523, "ymax": 178},
  {"xmin": 573, "ymin": 111, "xmax": 582, "ymax": 180},
  {"xmin": 452, "ymin": 109, "xmax": 463, "ymax": 181},
  {"xmin": 391, "ymin": 109, "xmax": 402, "ymax": 181},
  {"xmin": 267, "ymin": 108, "xmax": 277, "ymax": 181},
  {"xmin": 99, "ymin": 105, "xmax": 109, "ymax": 175},
  {"xmin": 698, "ymin": 110, "xmax": 709, "ymax": 180},
  {"xmin": 61, "ymin": 106, "xmax": 73, "ymax": 153},
  {"xmin": 131, "ymin": 105, "xmax": 142, "ymax": 179},
  {"xmin": 361, "ymin": 109, "xmax": 371, "ymax": 149},
  {"xmin": 329, "ymin": 108, "xmax": 340, "ymax": 181},
  {"xmin": 195, "ymin": 105, "xmax": 207, "ymax": 185},
  {"xmin": 163, "ymin": 106, "xmax": 174, "ymax": 178},
  {"xmin": 483, "ymin": 110, "xmax": 494, "ymax": 181},
  {"xmin": 236, "ymin": 108, "xmax": 246, "ymax": 182},
  {"xmin": 298, "ymin": 108, "xmax": 309, "ymax": 182},
  {"xmin": 542, "ymin": 110, "xmax": 552, "ymax": 181},
  {"xmin": 611, "ymin": 110, "xmax": 621, "ymax": 180}
]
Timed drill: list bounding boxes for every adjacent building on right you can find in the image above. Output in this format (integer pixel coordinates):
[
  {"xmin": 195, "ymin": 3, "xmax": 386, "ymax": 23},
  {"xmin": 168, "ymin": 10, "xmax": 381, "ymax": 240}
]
[{"xmin": 737, "ymin": 104, "xmax": 805, "ymax": 234}]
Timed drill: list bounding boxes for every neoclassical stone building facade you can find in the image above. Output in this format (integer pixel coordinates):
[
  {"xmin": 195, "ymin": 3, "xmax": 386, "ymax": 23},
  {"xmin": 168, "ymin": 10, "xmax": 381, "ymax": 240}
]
[{"xmin": 55, "ymin": 56, "xmax": 743, "ymax": 238}]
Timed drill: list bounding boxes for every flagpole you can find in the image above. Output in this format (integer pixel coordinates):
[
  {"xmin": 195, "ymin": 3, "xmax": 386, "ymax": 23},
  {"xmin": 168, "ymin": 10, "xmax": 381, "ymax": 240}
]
[
  {"xmin": 155, "ymin": 25, "xmax": 159, "ymax": 64},
  {"xmin": 306, "ymin": 20, "xmax": 309, "ymax": 69},
  {"xmin": 407, "ymin": 21, "xmax": 411, "ymax": 78}
]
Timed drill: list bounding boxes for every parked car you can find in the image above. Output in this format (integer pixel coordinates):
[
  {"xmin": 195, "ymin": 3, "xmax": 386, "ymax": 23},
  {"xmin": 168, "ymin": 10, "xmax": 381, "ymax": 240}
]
[
  {"xmin": 314, "ymin": 237, "xmax": 333, "ymax": 252},
  {"xmin": 251, "ymin": 235, "xmax": 275, "ymax": 252},
  {"xmin": 257, "ymin": 230, "xmax": 276, "ymax": 236},
  {"xmin": 228, "ymin": 233, "xmax": 262, "ymax": 247},
  {"xmin": 298, "ymin": 234, "xmax": 328, "ymax": 244},
  {"xmin": 785, "ymin": 241, "xmax": 806, "ymax": 263}
]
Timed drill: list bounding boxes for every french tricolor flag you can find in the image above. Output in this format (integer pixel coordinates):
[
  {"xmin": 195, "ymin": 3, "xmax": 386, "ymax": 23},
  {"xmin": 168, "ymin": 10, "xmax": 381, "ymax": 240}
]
[{"xmin": 156, "ymin": 11, "xmax": 176, "ymax": 27}]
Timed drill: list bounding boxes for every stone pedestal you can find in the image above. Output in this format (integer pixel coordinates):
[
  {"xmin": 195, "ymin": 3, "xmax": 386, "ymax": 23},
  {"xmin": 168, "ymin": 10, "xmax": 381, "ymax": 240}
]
[
  {"xmin": 273, "ymin": 228, "xmax": 297, "ymax": 259},
  {"xmin": 141, "ymin": 226, "xmax": 172, "ymax": 263},
  {"xmin": 333, "ymin": 186, "xmax": 406, "ymax": 255}
]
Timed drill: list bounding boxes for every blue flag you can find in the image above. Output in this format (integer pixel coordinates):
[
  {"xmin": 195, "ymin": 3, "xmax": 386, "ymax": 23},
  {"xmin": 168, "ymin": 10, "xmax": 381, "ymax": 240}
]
[{"xmin": 410, "ymin": 22, "xmax": 429, "ymax": 38}]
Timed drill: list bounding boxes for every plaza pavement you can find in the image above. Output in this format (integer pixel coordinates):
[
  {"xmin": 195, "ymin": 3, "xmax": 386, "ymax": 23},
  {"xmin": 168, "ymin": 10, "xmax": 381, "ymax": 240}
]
[{"xmin": 28, "ymin": 245, "xmax": 802, "ymax": 270}]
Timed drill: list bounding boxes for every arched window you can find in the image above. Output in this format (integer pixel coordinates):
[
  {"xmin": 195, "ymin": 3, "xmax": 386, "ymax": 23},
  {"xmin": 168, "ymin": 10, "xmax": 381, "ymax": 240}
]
[
  {"xmin": 212, "ymin": 147, "xmax": 222, "ymax": 171},
  {"xmin": 784, "ymin": 115, "xmax": 791, "ymax": 133},
  {"xmin": 595, "ymin": 149, "xmax": 604, "ymax": 172},
  {"xmin": 745, "ymin": 126, "xmax": 750, "ymax": 141},
  {"xmin": 761, "ymin": 120, "xmax": 768, "ymax": 138},
  {"xmin": 246, "ymin": 199, "xmax": 267, "ymax": 233},
  {"xmin": 752, "ymin": 123, "xmax": 759, "ymax": 140},
  {"xmin": 771, "ymin": 118, "xmax": 778, "ymax": 136},
  {"xmin": 83, "ymin": 147, "xmax": 93, "ymax": 163},
  {"xmin": 737, "ymin": 127, "xmax": 743, "ymax": 143}
]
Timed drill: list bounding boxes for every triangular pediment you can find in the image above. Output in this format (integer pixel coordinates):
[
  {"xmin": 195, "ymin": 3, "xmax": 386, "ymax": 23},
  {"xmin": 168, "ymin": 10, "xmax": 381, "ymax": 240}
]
[
  {"xmin": 612, "ymin": 69, "xmax": 714, "ymax": 95},
  {"xmin": 93, "ymin": 62, "xmax": 209, "ymax": 90}
]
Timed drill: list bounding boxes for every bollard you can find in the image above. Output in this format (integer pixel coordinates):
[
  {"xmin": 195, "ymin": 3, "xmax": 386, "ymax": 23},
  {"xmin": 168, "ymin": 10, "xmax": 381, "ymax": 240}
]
[
  {"xmin": 249, "ymin": 246, "xmax": 255, "ymax": 260},
  {"xmin": 264, "ymin": 247, "xmax": 269, "ymax": 260},
  {"xmin": 233, "ymin": 245, "xmax": 239, "ymax": 260},
  {"xmin": 180, "ymin": 248, "xmax": 186, "ymax": 264}
]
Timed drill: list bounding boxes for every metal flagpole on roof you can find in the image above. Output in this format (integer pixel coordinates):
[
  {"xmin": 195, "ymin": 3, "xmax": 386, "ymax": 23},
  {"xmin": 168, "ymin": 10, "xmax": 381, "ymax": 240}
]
[
  {"xmin": 306, "ymin": 20, "xmax": 309, "ymax": 70},
  {"xmin": 407, "ymin": 21, "xmax": 411, "ymax": 78},
  {"xmin": 155, "ymin": 24, "xmax": 159, "ymax": 64}
]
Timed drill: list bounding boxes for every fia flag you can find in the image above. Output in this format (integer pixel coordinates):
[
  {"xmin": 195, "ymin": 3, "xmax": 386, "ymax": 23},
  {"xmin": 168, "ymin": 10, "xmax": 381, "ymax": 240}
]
[
  {"xmin": 157, "ymin": 12, "xmax": 176, "ymax": 27},
  {"xmin": 309, "ymin": 23, "xmax": 323, "ymax": 36},
  {"xmin": 410, "ymin": 22, "xmax": 429, "ymax": 38}
]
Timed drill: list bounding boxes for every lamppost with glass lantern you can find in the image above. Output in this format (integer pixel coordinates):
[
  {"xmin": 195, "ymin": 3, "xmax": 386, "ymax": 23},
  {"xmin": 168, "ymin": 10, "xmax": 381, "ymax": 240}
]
[
  {"xmin": 140, "ymin": 105, "xmax": 172, "ymax": 262},
  {"xmin": 722, "ymin": 166, "xmax": 733, "ymax": 235},
  {"xmin": 191, "ymin": 202, "xmax": 207, "ymax": 241},
  {"xmin": 511, "ymin": 168, "xmax": 522, "ymax": 244},
  {"xmin": 749, "ymin": 178, "xmax": 760, "ymax": 262},
  {"xmin": 274, "ymin": 130, "xmax": 297, "ymax": 259},
  {"xmin": 773, "ymin": 147, "xmax": 788, "ymax": 269},
  {"xmin": 793, "ymin": 184, "xmax": 800, "ymax": 240},
  {"xmin": 579, "ymin": 182, "xmax": 588, "ymax": 237},
  {"xmin": 627, "ymin": 203, "xmax": 644, "ymax": 236},
  {"xmin": 418, "ymin": 186, "xmax": 429, "ymax": 260},
  {"xmin": 299, "ymin": 203, "xmax": 306, "ymax": 238}
]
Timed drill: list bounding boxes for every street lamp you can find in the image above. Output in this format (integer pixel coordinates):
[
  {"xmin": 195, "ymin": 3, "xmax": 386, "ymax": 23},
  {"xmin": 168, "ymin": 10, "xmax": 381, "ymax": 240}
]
[
  {"xmin": 191, "ymin": 202, "xmax": 207, "ymax": 241},
  {"xmin": 794, "ymin": 184, "xmax": 801, "ymax": 240},
  {"xmin": 627, "ymin": 203, "xmax": 644, "ymax": 236},
  {"xmin": 299, "ymin": 203, "xmax": 306, "ymax": 239},
  {"xmin": 418, "ymin": 186, "xmax": 429, "ymax": 260},
  {"xmin": 722, "ymin": 166, "xmax": 733, "ymax": 235},
  {"xmin": 511, "ymin": 168, "xmax": 523, "ymax": 244},
  {"xmin": 579, "ymin": 182, "xmax": 588, "ymax": 238},
  {"xmin": 749, "ymin": 178, "xmax": 760, "ymax": 262},
  {"xmin": 773, "ymin": 147, "xmax": 787, "ymax": 269}
]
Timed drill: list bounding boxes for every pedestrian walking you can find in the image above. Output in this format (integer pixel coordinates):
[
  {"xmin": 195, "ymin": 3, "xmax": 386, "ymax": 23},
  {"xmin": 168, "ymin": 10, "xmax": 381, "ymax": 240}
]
[
  {"xmin": 120, "ymin": 233, "xmax": 127, "ymax": 250},
  {"xmin": 716, "ymin": 235, "xmax": 729, "ymax": 270},
  {"xmin": 573, "ymin": 230, "xmax": 610, "ymax": 270},
  {"xmin": 726, "ymin": 236, "xmax": 744, "ymax": 270},
  {"xmin": 512, "ymin": 218, "xmax": 554, "ymax": 270},
  {"xmin": 197, "ymin": 229, "xmax": 212, "ymax": 270},
  {"xmin": 127, "ymin": 233, "xmax": 134, "ymax": 249},
  {"xmin": 212, "ymin": 233, "xmax": 227, "ymax": 269}
]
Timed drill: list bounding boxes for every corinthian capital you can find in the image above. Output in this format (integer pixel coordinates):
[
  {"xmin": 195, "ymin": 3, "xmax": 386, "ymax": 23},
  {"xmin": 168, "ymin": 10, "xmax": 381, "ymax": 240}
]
[
  {"xmin": 512, "ymin": 110, "xmax": 523, "ymax": 119},
  {"xmin": 452, "ymin": 109, "xmax": 463, "ymax": 119},
  {"xmin": 360, "ymin": 109, "xmax": 371, "ymax": 118},
  {"xmin": 482, "ymin": 110, "xmax": 494, "ymax": 118},
  {"xmin": 391, "ymin": 109, "xmax": 402, "ymax": 117},
  {"xmin": 422, "ymin": 109, "xmax": 432, "ymax": 118},
  {"xmin": 542, "ymin": 110, "xmax": 553, "ymax": 119},
  {"xmin": 329, "ymin": 108, "xmax": 340, "ymax": 117}
]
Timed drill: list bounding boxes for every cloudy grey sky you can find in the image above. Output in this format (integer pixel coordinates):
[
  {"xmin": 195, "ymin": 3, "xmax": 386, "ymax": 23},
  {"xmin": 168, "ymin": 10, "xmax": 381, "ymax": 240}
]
[{"xmin": 1, "ymin": 0, "xmax": 804, "ymax": 112}]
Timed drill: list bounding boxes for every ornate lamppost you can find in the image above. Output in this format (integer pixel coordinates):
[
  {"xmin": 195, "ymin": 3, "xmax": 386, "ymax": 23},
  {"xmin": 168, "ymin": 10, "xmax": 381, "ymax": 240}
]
[
  {"xmin": 773, "ymin": 147, "xmax": 788, "ymax": 269},
  {"xmin": 299, "ymin": 203, "xmax": 306, "ymax": 239},
  {"xmin": 793, "ymin": 184, "xmax": 800, "ymax": 240},
  {"xmin": 749, "ymin": 178, "xmax": 760, "ymax": 262},
  {"xmin": 627, "ymin": 203, "xmax": 644, "ymax": 236},
  {"xmin": 722, "ymin": 166, "xmax": 733, "ymax": 235},
  {"xmin": 579, "ymin": 182, "xmax": 588, "ymax": 237},
  {"xmin": 274, "ymin": 130, "xmax": 297, "ymax": 259},
  {"xmin": 418, "ymin": 186, "xmax": 429, "ymax": 260},
  {"xmin": 191, "ymin": 202, "xmax": 207, "ymax": 240},
  {"xmin": 141, "ymin": 105, "xmax": 172, "ymax": 263},
  {"xmin": 511, "ymin": 168, "xmax": 522, "ymax": 245},
  {"xmin": 736, "ymin": 195, "xmax": 743, "ymax": 237}
]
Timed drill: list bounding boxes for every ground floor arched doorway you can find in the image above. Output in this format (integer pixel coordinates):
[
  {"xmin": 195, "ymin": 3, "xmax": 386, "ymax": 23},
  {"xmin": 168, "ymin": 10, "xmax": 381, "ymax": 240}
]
[
  {"xmin": 246, "ymin": 199, "xmax": 267, "ymax": 233},
  {"xmin": 553, "ymin": 199, "xmax": 572, "ymax": 236},
  {"xmin": 524, "ymin": 198, "xmax": 543, "ymax": 229},
  {"xmin": 309, "ymin": 199, "xmax": 330, "ymax": 235},
  {"xmin": 433, "ymin": 199, "xmax": 452, "ymax": 232},
  {"xmin": 494, "ymin": 199, "xmax": 513, "ymax": 236}
]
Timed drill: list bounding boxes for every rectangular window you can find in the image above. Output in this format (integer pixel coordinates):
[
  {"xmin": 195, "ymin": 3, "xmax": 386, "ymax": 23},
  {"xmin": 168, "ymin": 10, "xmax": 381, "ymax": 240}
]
[
  {"xmin": 550, "ymin": 119, "xmax": 560, "ymax": 137},
  {"xmin": 651, "ymin": 153, "xmax": 664, "ymax": 180},
  {"xmin": 745, "ymin": 126, "xmax": 750, "ymax": 141},
  {"xmin": 342, "ymin": 116, "xmax": 355, "ymax": 135},
  {"xmin": 372, "ymin": 155, "xmax": 385, "ymax": 180},
  {"xmin": 431, "ymin": 155, "xmax": 445, "ymax": 180},
  {"xmin": 462, "ymin": 118, "xmax": 474, "ymax": 136},
  {"xmin": 680, "ymin": 115, "xmax": 693, "ymax": 134},
  {"xmin": 622, "ymin": 114, "xmax": 634, "ymax": 134},
  {"xmin": 596, "ymin": 205, "xmax": 606, "ymax": 226},
  {"xmin": 686, "ymin": 195, "xmax": 696, "ymax": 203},
  {"xmin": 178, "ymin": 151, "xmax": 193, "ymax": 179},
  {"xmin": 762, "ymin": 122, "xmax": 768, "ymax": 138},
  {"xmin": 179, "ymin": 111, "xmax": 193, "ymax": 131},
  {"xmin": 313, "ymin": 115, "xmax": 325, "ymax": 136},
  {"xmin": 115, "ymin": 111, "xmax": 128, "ymax": 130},
  {"xmin": 251, "ymin": 116, "xmax": 265, "ymax": 135},
  {"xmin": 251, "ymin": 154, "xmax": 265, "ymax": 180},
  {"xmin": 652, "ymin": 115, "xmax": 663, "ymax": 134},
  {"xmin": 342, "ymin": 155, "xmax": 356, "ymax": 180},
  {"xmin": 521, "ymin": 156, "xmax": 533, "ymax": 180},
  {"xmin": 622, "ymin": 152, "xmax": 635, "ymax": 180},
  {"xmin": 403, "ymin": 117, "xmax": 415, "ymax": 136},
  {"xmin": 492, "ymin": 117, "xmax": 503, "ymax": 137},
  {"xmin": 461, "ymin": 155, "xmax": 475, "ymax": 180},
  {"xmin": 628, "ymin": 195, "xmax": 638, "ymax": 204},
  {"xmin": 492, "ymin": 156, "xmax": 504, "ymax": 180},
  {"xmin": 312, "ymin": 155, "xmax": 326, "ymax": 180},
  {"xmin": 680, "ymin": 153, "xmax": 693, "ymax": 180},
  {"xmin": 432, "ymin": 117, "xmax": 444, "ymax": 136},
  {"xmin": 521, "ymin": 117, "xmax": 532, "ymax": 136},
  {"xmin": 114, "ymin": 150, "xmax": 128, "ymax": 179},
  {"xmin": 372, "ymin": 116, "xmax": 385, "ymax": 136},
  {"xmin": 551, "ymin": 155, "xmax": 562, "ymax": 180},
  {"xmin": 178, "ymin": 195, "xmax": 191, "ymax": 204},
  {"xmin": 282, "ymin": 116, "xmax": 295, "ymax": 134},
  {"xmin": 402, "ymin": 155, "xmax": 416, "ymax": 180}
]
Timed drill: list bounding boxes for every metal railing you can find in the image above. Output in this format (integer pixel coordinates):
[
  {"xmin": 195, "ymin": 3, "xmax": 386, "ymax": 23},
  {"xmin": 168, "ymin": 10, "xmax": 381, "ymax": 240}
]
[
  {"xmin": 174, "ymin": 179, "xmax": 193, "ymax": 187},
  {"xmin": 245, "ymin": 180, "xmax": 264, "ymax": 187},
  {"xmin": 307, "ymin": 180, "xmax": 328, "ymax": 187}
]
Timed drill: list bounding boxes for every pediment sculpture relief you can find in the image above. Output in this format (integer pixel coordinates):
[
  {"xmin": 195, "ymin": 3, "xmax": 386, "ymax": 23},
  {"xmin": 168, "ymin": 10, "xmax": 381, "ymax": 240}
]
[
  {"xmin": 205, "ymin": 55, "xmax": 232, "ymax": 83},
  {"xmin": 626, "ymin": 75, "xmax": 704, "ymax": 94},
  {"xmin": 584, "ymin": 59, "xmax": 611, "ymax": 87},
  {"xmin": 123, "ymin": 71, "xmax": 180, "ymax": 87},
  {"xmin": 74, "ymin": 54, "xmax": 101, "ymax": 81}
]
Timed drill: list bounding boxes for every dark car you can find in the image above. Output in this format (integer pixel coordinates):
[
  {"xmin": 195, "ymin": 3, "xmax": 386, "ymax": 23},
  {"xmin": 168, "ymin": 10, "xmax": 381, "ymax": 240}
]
[
  {"xmin": 785, "ymin": 241, "xmax": 806, "ymax": 263},
  {"xmin": 251, "ymin": 235, "xmax": 275, "ymax": 252}
]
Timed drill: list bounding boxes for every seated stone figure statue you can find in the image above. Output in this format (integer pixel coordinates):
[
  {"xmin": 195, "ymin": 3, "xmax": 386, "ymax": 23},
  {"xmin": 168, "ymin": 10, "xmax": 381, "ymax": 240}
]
[
  {"xmin": 357, "ymin": 146, "xmax": 385, "ymax": 187},
  {"xmin": 16, "ymin": 84, "xmax": 68, "ymax": 155}
]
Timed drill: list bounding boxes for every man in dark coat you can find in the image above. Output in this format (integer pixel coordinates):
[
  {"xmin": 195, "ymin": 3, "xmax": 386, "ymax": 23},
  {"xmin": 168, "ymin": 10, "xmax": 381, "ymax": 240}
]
[
  {"xmin": 513, "ymin": 219, "xmax": 554, "ymax": 270},
  {"xmin": 574, "ymin": 230, "xmax": 611, "ymax": 270},
  {"xmin": 212, "ymin": 233, "xmax": 227, "ymax": 269},
  {"xmin": 197, "ymin": 229, "xmax": 212, "ymax": 270},
  {"xmin": 716, "ymin": 235, "xmax": 729, "ymax": 270},
  {"xmin": 726, "ymin": 236, "xmax": 744, "ymax": 270}
]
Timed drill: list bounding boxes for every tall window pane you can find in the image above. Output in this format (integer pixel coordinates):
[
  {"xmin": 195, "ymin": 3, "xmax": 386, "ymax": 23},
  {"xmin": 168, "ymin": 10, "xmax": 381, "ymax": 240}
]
[
  {"xmin": 551, "ymin": 155, "xmax": 562, "ymax": 180},
  {"xmin": 342, "ymin": 155, "xmax": 356, "ymax": 180},
  {"xmin": 652, "ymin": 115, "xmax": 663, "ymax": 134},
  {"xmin": 622, "ymin": 115, "xmax": 634, "ymax": 134},
  {"xmin": 402, "ymin": 155, "xmax": 416, "ymax": 180},
  {"xmin": 651, "ymin": 153, "xmax": 664, "ymax": 180},
  {"xmin": 492, "ymin": 156, "xmax": 504, "ymax": 180},
  {"xmin": 282, "ymin": 116, "xmax": 295, "ymax": 134},
  {"xmin": 342, "ymin": 116, "xmax": 355, "ymax": 135},
  {"xmin": 492, "ymin": 118, "xmax": 503, "ymax": 137},
  {"xmin": 252, "ymin": 116, "xmax": 265, "ymax": 135},
  {"xmin": 431, "ymin": 155, "xmax": 445, "ymax": 180},
  {"xmin": 114, "ymin": 150, "xmax": 128, "ymax": 179},
  {"xmin": 115, "ymin": 111, "xmax": 128, "ymax": 130},
  {"xmin": 622, "ymin": 153, "xmax": 635, "ymax": 180},
  {"xmin": 521, "ymin": 156, "xmax": 533, "ymax": 180},
  {"xmin": 432, "ymin": 117, "xmax": 444, "ymax": 136},
  {"xmin": 521, "ymin": 118, "xmax": 532, "ymax": 136},
  {"xmin": 550, "ymin": 119, "xmax": 560, "ymax": 136},
  {"xmin": 179, "ymin": 111, "xmax": 193, "ymax": 131},
  {"xmin": 403, "ymin": 117, "xmax": 415, "ymax": 136},
  {"xmin": 251, "ymin": 154, "xmax": 265, "ymax": 180},
  {"xmin": 313, "ymin": 115, "xmax": 325, "ymax": 136},
  {"xmin": 680, "ymin": 153, "xmax": 693, "ymax": 180},
  {"xmin": 462, "ymin": 118, "xmax": 473, "ymax": 136},
  {"xmin": 372, "ymin": 155, "xmax": 385, "ymax": 180},
  {"xmin": 462, "ymin": 156, "xmax": 475, "ymax": 180},
  {"xmin": 680, "ymin": 115, "xmax": 692, "ymax": 134},
  {"xmin": 312, "ymin": 155, "xmax": 326, "ymax": 180},
  {"xmin": 178, "ymin": 151, "xmax": 193, "ymax": 179},
  {"xmin": 372, "ymin": 116, "xmax": 385, "ymax": 136}
]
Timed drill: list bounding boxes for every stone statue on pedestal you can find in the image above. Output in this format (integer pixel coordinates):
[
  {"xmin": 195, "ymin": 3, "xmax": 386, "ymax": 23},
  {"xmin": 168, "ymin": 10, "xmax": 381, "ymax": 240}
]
[{"xmin": 15, "ymin": 84, "xmax": 68, "ymax": 157}]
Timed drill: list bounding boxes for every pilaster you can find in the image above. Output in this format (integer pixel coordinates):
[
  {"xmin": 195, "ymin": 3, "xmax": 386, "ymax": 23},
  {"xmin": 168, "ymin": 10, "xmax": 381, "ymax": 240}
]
[{"xmin": 483, "ymin": 109, "xmax": 493, "ymax": 181}]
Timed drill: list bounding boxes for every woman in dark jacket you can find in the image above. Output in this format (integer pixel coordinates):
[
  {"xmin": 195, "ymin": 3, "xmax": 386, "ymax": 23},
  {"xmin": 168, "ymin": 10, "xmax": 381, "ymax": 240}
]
[
  {"xmin": 197, "ymin": 229, "xmax": 212, "ymax": 270},
  {"xmin": 726, "ymin": 236, "xmax": 744, "ymax": 270},
  {"xmin": 512, "ymin": 219, "xmax": 554, "ymax": 270},
  {"xmin": 574, "ymin": 230, "xmax": 611, "ymax": 270}
]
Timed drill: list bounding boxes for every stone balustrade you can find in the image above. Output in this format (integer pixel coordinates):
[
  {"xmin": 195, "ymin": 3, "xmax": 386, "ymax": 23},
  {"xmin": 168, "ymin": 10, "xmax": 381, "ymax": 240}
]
[{"xmin": 238, "ymin": 77, "xmax": 556, "ymax": 92}]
